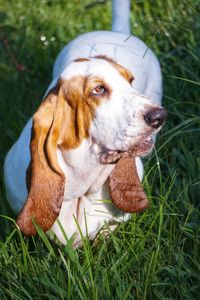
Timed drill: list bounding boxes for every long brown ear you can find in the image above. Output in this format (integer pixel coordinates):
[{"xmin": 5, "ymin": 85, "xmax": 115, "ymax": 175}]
[
  {"xmin": 108, "ymin": 158, "xmax": 149, "ymax": 213},
  {"xmin": 17, "ymin": 83, "xmax": 66, "ymax": 235}
]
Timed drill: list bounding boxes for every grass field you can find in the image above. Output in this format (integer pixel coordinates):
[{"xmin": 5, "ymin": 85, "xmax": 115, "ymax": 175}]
[{"xmin": 0, "ymin": 0, "xmax": 200, "ymax": 299}]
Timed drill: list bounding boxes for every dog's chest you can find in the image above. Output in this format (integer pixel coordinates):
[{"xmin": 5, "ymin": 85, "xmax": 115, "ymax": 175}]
[{"xmin": 57, "ymin": 140, "xmax": 113, "ymax": 200}]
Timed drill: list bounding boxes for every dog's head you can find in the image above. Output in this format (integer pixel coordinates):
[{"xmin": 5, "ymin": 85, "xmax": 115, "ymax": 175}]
[
  {"xmin": 82, "ymin": 56, "xmax": 167, "ymax": 162},
  {"xmin": 17, "ymin": 56, "xmax": 167, "ymax": 235},
  {"xmin": 55, "ymin": 55, "xmax": 166, "ymax": 160}
]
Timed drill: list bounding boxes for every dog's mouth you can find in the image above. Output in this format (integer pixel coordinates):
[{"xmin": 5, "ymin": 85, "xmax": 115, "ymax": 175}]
[{"xmin": 100, "ymin": 136, "xmax": 153, "ymax": 164}]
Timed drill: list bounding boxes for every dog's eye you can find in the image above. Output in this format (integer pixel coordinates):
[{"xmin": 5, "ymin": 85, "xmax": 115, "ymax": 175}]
[{"xmin": 91, "ymin": 85, "xmax": 107, "ymax": 96}]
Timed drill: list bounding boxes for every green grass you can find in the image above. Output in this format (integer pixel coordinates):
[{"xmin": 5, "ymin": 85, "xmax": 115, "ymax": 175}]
[{"xmin": 0, "ymin": 0, "xmax": 200, "ymax": 299}]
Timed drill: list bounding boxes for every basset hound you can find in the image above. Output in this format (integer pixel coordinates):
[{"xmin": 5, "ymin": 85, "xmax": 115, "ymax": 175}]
[{"xmin": 4, "ymin": 31, "xmax": 167, "ymax": 246}]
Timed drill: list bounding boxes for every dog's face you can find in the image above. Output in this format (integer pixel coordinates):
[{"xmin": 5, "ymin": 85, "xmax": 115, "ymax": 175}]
[{"xmin": 60, "ymin": 56, "xmax": 167, "ymax": 162}]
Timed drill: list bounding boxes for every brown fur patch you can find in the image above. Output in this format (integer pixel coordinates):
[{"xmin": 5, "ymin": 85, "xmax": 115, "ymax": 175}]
[
  {"xmin": 59, "ymin": 76, "xmax": 112, "ymax": 150},
  {"xmin": 17, "ymin": 86, "xmax": 65, "ymax": 235},
  {"xmin": 74, "ymin": 58, "xmax": 90, "ymax": 63},
  {"xmin": 94, "ymin": 55, "xmax": 134, "ymax": 84},
  {"xmin": 108, "ymin": 158, "xmax": 149, "ymax": 213}
]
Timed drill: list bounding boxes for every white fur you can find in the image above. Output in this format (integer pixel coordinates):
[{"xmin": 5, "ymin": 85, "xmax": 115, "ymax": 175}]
[
  {"xmin": 4, "ymin": 30, "xmax": 162, "ymax": 246},
  {"xmin": 112, "ymin": 0, "xmax": 131, "ymax": 34}
]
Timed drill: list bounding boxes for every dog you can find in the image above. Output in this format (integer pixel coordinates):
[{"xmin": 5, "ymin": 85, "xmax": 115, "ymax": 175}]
[{"xmin": 4, "ymin": 0, "xmax": 167, "ymax": 246}]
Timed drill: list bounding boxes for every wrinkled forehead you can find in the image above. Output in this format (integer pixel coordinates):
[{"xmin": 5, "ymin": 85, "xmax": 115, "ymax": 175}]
[{"xmin": 60, "ymin": 57, "xmax": 133, "ymax": 86}]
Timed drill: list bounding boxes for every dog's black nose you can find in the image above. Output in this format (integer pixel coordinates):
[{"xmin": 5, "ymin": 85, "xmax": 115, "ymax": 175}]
[{"xmin": 144, "ymin": 108, "xmax": 167, "ymax": 129}]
